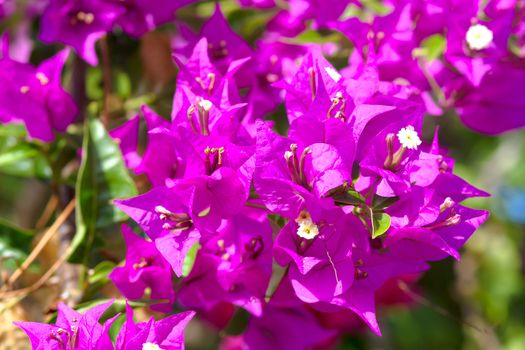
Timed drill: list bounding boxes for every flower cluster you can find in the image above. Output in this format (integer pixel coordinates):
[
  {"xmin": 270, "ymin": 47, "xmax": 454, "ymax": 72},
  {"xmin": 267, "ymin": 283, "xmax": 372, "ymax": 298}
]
[
  {"xmin": 15, "ymin": 300, "xmax": 194, "ymax": 350},
  {"xmin": 108, "ymin": 5, "xmax": 489, "ymax": 346},
  {"xmin": 3, "ymin": 0, "xmax": 506, "ymax": 349}
]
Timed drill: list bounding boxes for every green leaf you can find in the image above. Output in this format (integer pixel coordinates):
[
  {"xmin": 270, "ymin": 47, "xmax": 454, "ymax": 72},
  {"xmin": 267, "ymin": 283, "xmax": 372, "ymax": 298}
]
[
  {"xmin": 0, "ymin": 219, "xmax": 34, "ymax": 268},
  {"xmin": 413, "ymin": 34, "xmax": 446, "ymax": 61},
  {"xmin": 334, "ymin": 189, "xmax": 366, "ymax": 206},
  {"xmin": 88, "ymin": 261, "xmax": 116, "ymax": 284},
  {"xmin": 0, "ymin": 130, "xmax": 51, "ymax": 179},
  {"xmin": 114, "ymin": 70, "xmax": 132, "ymax": 98},
  {"xmin": 373, "ymin": 195, "xmax": 399, "ymax": 209},
  {"xmin": 182, "ymin": 242, "xmax": 201, "ymax": 277},
  {"xmin": 70, "ymin": 118, "xmax": 137, "ymax": 263},
  {"xmin": 360, "ymin": 0, "xmax": 393, "ymax": 15},
  {"xmin": 371, "ymin": 212, "xmax": 391, "ymax": 239},
  {"xmin": 197, "ymin": 206, "xmax": 211, "ymax": 217}
]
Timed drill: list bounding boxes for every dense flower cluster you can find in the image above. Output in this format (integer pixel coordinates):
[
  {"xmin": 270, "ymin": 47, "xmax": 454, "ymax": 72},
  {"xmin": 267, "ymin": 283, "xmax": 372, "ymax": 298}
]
[
  {"xmin": 15, "ymin": 300, "xmax": 194, "ymax": 350},
  {"xmin": 2, "ymin": 0, "xmax": 513, "ymax": 349}
]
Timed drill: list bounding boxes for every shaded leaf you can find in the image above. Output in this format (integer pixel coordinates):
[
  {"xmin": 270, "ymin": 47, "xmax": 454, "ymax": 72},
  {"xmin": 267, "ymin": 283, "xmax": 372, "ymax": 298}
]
[
  {"xmin": 0, "ymin": 219, "xmax": 33, "ymax": 267},
  {"xmin": 334, "ymin": 189, "xmax": 366, "ymax": 206},
  {"xmin": 88, "ymin": 260, "xmax": 116, "ymax": 284},
  {"xmin": 70, "ymin": 118, "xmax": 137, "ymax": 263}
]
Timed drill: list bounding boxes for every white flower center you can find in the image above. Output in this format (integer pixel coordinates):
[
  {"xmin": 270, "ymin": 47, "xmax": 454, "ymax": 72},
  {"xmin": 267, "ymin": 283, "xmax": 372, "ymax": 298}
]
[
  {"xmin": 466, "ymin": 24, "xmax": 493, "ymax": 51},
  {"xmin": 142, "ymin": 343, "xmax": 162, "ymax": 350},
  {"xmin": 295, "ymin": 211, "xmax": 319, "ymax": 240},
  {"xmin": 36, "ymin": 72, "xmax": 49, "ymax": 86},
  {"xmin": 324, "ymin": 67, "xmax": 342, "ymax": 82},
  {"xmin": 198, "ymin": 99, "xmax": 213, "ymax": 111},
  {"xmin": 397, "ymin": 125, "xmax": 422, "ymax": 150}
]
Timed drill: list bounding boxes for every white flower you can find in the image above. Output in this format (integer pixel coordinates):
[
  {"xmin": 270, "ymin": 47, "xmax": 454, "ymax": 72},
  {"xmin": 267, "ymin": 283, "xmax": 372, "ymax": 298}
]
[
  {"xmin": 142, "ymin": 343, "xmax": 162, "ymax": 350},
  {"xmin": 198, "ymin": 99, "xmax": 213, "ymax": 111},
  {"xmin": 397, "ymin": 125, "xmax": 422, "ymax": 150},
  {"xmin": 297, "ymin": 221, "xmax": 320, "ymax": 240},
  {"xmin": 36, "ymin": 72, "xmax": 49, "ymax": 85},
  {"xmin": 324, "ymin": 66, "xmax": 342, "ymax": 82},
  {"xmin": 466, "ymin": 24, "xmax": 493, "ymax": 51},
  {"xmin": 295, "ymin": 211, "xmax": 319, "ymax": 240}
]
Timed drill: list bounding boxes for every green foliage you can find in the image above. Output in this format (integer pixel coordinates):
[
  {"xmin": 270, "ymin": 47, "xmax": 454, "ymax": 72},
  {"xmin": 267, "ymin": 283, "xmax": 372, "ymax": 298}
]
[
  {"xmin": 371, "ymin": 211, "xmax": 391, "ymax": 239},
  {"xmin": 70, "ymin": 118, "xmax": 137, "ymax": 263},
  {"xmin": 413, "ymin": 34, "xmax": 447, "ymax": 61},
  {"xmin": 0, "ymin": 219, "xmax": 33, "ymax": 269},
  {"xmin": 0, "ymin": 124, "xmax": 51, "ymax": 179},
  {"xmin": 182, "ymin": 242, "xmax": 201, "ymax": 277}
]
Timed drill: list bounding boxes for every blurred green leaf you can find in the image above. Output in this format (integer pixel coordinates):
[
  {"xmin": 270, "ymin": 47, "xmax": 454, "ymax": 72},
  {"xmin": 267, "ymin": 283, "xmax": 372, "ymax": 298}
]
[
  {"xmin": 70, "ymin": 118, "xmax": 137, "ymax": 263},
  {"xmin": 360, "ymin": 0, "xmax": 392, "ymax": 15},
  {"xmin": 182, "ymin": 242, "xmax": 201, "ymax": 277},
  {"xmin": 0, "ymin": 219, "xmax": 33, "ymax": 268},
  {"xmin": 0, "ymin": 125, "xmax": 51, "ymax": 179},
  {"xmin": 86, "ymin": 68, "xmax": 103, "ymax": 100},
  {"xmin": 414, "ymin": 34, "xmax": 446, "ymax": 61},
  {"xmin": 114, "ymin": 70, "xmax": 132, "ymax": 99},
  {"xmin": 88, "ymin": 260, "xmax": 116, "ymax": 285}
]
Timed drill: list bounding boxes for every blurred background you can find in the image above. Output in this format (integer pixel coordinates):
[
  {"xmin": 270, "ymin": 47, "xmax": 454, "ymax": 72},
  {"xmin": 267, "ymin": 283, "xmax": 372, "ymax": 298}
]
[{"xmin": 1, "ymin": 1, "xmax": 525, "ymax": 349}]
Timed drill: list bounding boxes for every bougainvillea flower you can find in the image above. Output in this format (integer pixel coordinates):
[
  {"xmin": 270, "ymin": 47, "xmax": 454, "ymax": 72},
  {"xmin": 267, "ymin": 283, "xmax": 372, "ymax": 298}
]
[
  {"xmin": 0, "ymin": 0, "xmax": 15, "ymax": 20},
  {"xmin": 115, "ymin": 303, "xmax": 194, "ymax": 350},
  {"xmin": 273, "ymin": 196, "xmax": 361, "ymax": 304},
  {"xmin": 450, "ymin": 61, "xmax": 525, "ymax": 134},
  {"xmin": 173, "ymin": 5, "xmax": 254, "ymax": 88},
  {"xmin": 222, "ymin": 277, "xmax": 336, "ymax": 350},
  {"xmin": 172, "ymin": 37, "xmax": 250, "ymax": 114},
  {"xmin": 134, "ymin": 105, "xmax": 182, "ymax": 186},
  {"xmin": 324, "ymin": 247, "xmax": 429, "ymax": 335},
  {"xmin": 15, "ymin": 300, "xmax": 118, "ymax": 349},
  {"xmin": 0, "ymin": 40, "xmax": 78, "ymax": 142},
  {"xmin": 177, "ymin": 208, "xmax": 272, "ymax": 316},
  {"xmin": 39, "ymin": 0, "xmax": 124, "ymax": 65},
  {"xmin": 275, "ymin": 48, "xmax": 349, "ymax": 124},
  {"xmin": 200, "ymin": 5, "xmax": 253, "ymax": 79},
  {"xmin": 240, "ymin": 303, "xmax": 336, "ymax": 350},
  {"xmin": 109, "ymin": 0, "xmax": 189, "ymax": 38},
  {"xmin": 255, "ymin": 121, "xmax": 351, "ymax": 205},
  {"xmin": 110, "ymin": 115, "xmax": 141, "ymax": 170},
  {"xmin": 108, "ymin": 225, "xmax": 175, "ymax": 312},
  {"xmin": 386, "ymin": 205, "xmax": 489, "ymax": 262},
  {"xmin": 114, "ymin": 186, "xmax": 201, "ymax": 276}
]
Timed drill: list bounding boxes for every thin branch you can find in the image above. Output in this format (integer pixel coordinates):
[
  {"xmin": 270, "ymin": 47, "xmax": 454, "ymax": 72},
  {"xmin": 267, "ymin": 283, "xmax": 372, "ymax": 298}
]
[
  {"xmin": 397, "ymin": 280, "xmax": 487, "ymax": 334},
  {"xmin": 3, "ymin": 199, "xmax": 75, "ymax": 289},
  {"xmin": 35, "ymin": 195, "xmax": 59, "ymax": 230},
  {"xmin": 0, "ymin": 245, "xmax": 75, "ymax": 299}
]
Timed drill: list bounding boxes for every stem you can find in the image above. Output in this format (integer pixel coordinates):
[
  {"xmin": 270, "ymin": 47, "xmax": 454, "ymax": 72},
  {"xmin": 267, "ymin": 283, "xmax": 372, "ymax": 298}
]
[
  {"xmin": 35, "ymin": 195, "xmax": 59, "ymax": 230},
  {"xmin": 100, "ymin": 36, "xmax": 112, "ymax": 128},
  {"xmin": 0, "ymin": 245, "xmax": 75, "ymax": 299},
  {"xmin": 72, "ymin": 56, "xmax": 87, "ymax": 122},
  {"xmin": 3, "ymin": 200, "xmax": 75, "ymax": 289}
]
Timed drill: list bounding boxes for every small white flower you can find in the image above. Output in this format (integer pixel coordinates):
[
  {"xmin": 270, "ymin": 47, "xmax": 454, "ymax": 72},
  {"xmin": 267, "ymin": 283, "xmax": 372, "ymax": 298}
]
[
  {"xmin": 36, "ymin": 72, "xmax": 49, "ymax": 86},
  {"xmin": 324, "ymin": 66, "xmax": 342, "ymax": 82},
  {"xmin": 297, "ymin": 221, "xmax": 319, "ymax": 240},
  {"xmin": 295, "ymin": 211, "xmax": 319, "ymax": 240},
  {"xmin": 397, "ymin": 125, "xmax": 422, "ymax": 150},
  {"xmin": 198, "ymin": 99, "xmax": 213, "ymax": 111},
  {"xmin": 142, "ymin": 343, "xmax": 162, "ymax": 350},
  {"xmin": 466, "ymin": 24, "xmax": 493, "ymax": 51}
]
